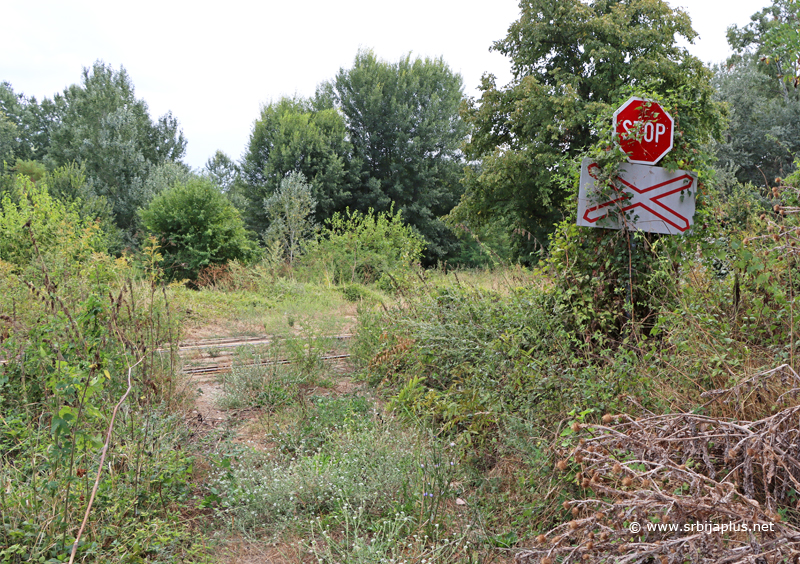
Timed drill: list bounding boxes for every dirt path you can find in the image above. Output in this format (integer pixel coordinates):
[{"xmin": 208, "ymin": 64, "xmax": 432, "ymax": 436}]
[{"xmin": 178, "ymin": 330, "xmax": 363, "ymax": 562}]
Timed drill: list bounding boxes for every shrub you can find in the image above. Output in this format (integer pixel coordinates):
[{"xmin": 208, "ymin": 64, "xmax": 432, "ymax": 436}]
[
  {"xmin": 209, "ymin": 398, "xmax": 463, "ymax": 539},
  {"xmin": 262, "ymin": 171, "xmax": 317, "ymax": 265},
  {"xmin": 139, "ymin": 177, "xmax": 256, "ymax": 280},
  {"xmin": 0, "ymin": 175, "xmax": 108, "ymax": 273},
  {"xmin": 300, "ymin": 207, "xmax": 425, "ymax": 288},
  {"xmin": 0, "ymin": 246, "xmax": 197, "ymax": 562}
]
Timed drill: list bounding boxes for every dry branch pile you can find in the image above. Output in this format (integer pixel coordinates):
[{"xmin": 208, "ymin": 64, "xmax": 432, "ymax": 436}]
[{"xmin": 515, "ymin": 371, "xmax": 800, "ymax": 563}]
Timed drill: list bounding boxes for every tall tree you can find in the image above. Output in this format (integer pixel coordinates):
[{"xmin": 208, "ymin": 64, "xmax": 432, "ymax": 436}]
[
  {"xmin": 720, "ymin": 0, "xmax": 800, "ymax": 188},
  {"xmin": 728, "ymin": 0, "xmax": 800, "ymax": 94},
  {"xmin": 204, "ymin": 150, "xmax": 240, "ymax": 193},
  {"xmin": 262, "ymin": 171, "xmax": 317, "ymax": 265},
  {"xmin": 241, "ymin": 97, "xmax": 352, "ymax": 234},
  {"xmin": 713, "ymin": 54, "xmax": 800, "ymax": 189},
  {"xmin": 43, "ymin": 62, "xmax": 187, "ymax": 238},
  {"xmin": 0, "ymin": 111, "xmax": 16, "ymax": 163},
  {"xmin": 454, "ymin": 0, "xmax": 722, "ymax": 260},
  {"xmin": 0, "ymin": 82, "xmax": 59, "ymax": 162},
  {"xmin": 329, "ymin": 50, "xmax": 468, "ymax": 261}
]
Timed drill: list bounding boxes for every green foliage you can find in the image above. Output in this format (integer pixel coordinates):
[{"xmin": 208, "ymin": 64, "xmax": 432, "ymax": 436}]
[
  {"xmin": 262, "ymin": 171, "xmax": 317, "ymax": 264},
  {"xmin": 218, "ymin": 362, "xmax": 299, "ymax": 411},
  {"xmin": 710, "ymin": 167, "xmax": 800, "ymax": 354},
  {"xmin": 8, "ymin": 159, "xmax": 46, "ymax": 182},
  {"xmin": 139, "ymin": 177, "xmax": 256, "ymax": 281},
  {"xmin": 445, "ymin": 221, "xmax": 514, "ymax": 268},
  {"xmin": 359, "ymin": 285, "xmax": 583, "ymax": 442},
  {"xmin": 1, "ymin": 160, "xmax": 115, "ymax": 240},
  {"xmin": 728, "ymin": 0, "xmax": 800, "ymax": 89},
  {"xmin": 713, "ymin": 55, "xmax": 800, "ymax": 190},
  {"xmin": 208, "ymin": 397, "xmax": 466, "ymax": 559},
  {"xmin": 0, "ymin": 243, "xmax": 200, "ymax": 562},
  {"xmin": 328, "ymin": 49, "xmax": 468, "ymax": 262},
  {"xmin": 0, "ymin": 111, "xmax": 16, "ymax": 163},
  {"xmin": 338, "ymin": 283, "xmax": 383, "ymax": 303},
  {"xmin": 241, "ymin": 96, "xmax": 352, "ymax": 233},
  {"xmin": 455, "ymin": 0, "xmax": 722, "ymax": 260},
  {"xmin": 218, "ymin": 327, "xmax": 338, "ymax": 411},
  {"xmin": 549, "ymin": 224, "xmax": 659, "ymax": 339},
  {"xmin": 0, "ymin": 175, "xmax": 108, "ymax": 273},
  {"xmin": 300, "ymin": 207, "xmax": 425, "ymax": 288},
  {"xmin": 542, "ymin": 82, "xmax": 725, "ymax": 342},
  {"xmin": 204, "ymin": 149, "xmax": 240, "ymax": 193},
  {"xmin": 241, "ymin": 52, "xmax": 467, "ymax": 263},
  {"xmin": 2, "ymin": 63, "xmax": 187, "ymax": 242},
  {"xmin": 0, "ymin": 81, "xmax": 55, "ymax": 162}
]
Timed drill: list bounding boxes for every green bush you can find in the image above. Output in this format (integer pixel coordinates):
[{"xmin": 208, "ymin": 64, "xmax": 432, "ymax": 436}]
[
  {"xmin": 139, "ymin": 177, "xmax": 256, "ymax": 280},
  {"xmin": 300, "ymin": 207, "xmax": 425, "ymax": 288},
  {"xmin": 0, "ymin": 251, "xmax": 198, "ymax": 562},
  {"xmin": 0, "ymin": 175, "xmax": 108, "ymax": 271}
]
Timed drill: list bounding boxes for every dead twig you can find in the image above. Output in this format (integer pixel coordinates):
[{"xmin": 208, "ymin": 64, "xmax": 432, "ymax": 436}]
[
  {"xmin": 516, "ymin": 396, "xmax": 800, "ymax": 563},
  {"xmin": 68, "ymin": 357, "xmax": 144, "ymax": 564}
]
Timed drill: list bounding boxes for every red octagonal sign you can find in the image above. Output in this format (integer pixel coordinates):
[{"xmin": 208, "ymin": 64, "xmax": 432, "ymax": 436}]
[{"xmin": 613, "ymin": 97, "xmax": 674, "ymax": 165}]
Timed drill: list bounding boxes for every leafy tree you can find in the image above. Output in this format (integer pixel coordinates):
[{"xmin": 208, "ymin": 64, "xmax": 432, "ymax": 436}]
[
  {"xmin": 262, "ymin": 171, "xmax": 317, "ymax": 265},
  {"xmin": 327, "ymin": 50, "xmax": 468, "ymax": 261},
  {"xmin": 204, "ymin": 150, "xmax": 240, "ymax": 193},
  {"xmin": 713, "ymin": 54, "xmax": 800, "ymax": 189},
  {"xmin": 40, "ymin": 62, "xmax": 186, "ymax": 238},
  {"xmin": 728, "ymin": 0, "xmax": 800, "ymax": 92},
  {"xmin": 454, "ymin": 0, "xmax": 723, "ymax": 260},
  {"xmin": 0, "ymin": 111, "xmax": 17, "ymax": 163},
  {"xmin": 1, "ymin": 68, "xmax": 187, "ymax": 244},
  {"xmin": 204, "ymin": 149, "xmax": 249, "ymax": 214},
  {"xmin": 241, "ymin": 97, "xmax": 352, "ymax": 233},
  {"xmin": 0, "ymin": 81, "xmax": 57, "ymax": 162},
  {"xmin": 139, "ymin": 177, "xmax": 255, "ymax": 280}
]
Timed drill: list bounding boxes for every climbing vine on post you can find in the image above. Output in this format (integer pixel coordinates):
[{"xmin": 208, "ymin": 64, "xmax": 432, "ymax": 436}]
[{"xmin": 547, "ymin": 85, "xmax": 725, "ymax": 345}]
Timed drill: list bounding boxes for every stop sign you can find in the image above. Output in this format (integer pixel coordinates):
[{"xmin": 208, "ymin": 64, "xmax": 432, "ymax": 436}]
[{"xmin": 613, "ymin": 97, "xmax": 674, "ymax": 165}]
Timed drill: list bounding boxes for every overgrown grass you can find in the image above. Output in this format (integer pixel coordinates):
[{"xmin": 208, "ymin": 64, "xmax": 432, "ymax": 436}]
[
  {"xmin": 350, "ymin": 214, "xmax": 800, "ymax": 551},
  {"xmin": 0, "ymin": 263, "xmax": 208, "ymax": 562},
  {"xmin": 173, "ymin": 275, "xmax": 360, "ymax": 338},
  {"xmin": 0, "ymin": 193, "xmax": 210, "ymax": 563},
  {"xmin": 206, "ymin": 393, "xmax": 484, "ymax": 561},
  {"xmin": 8, "ymin": 168, "xmax": 799, "ymax": 563}
]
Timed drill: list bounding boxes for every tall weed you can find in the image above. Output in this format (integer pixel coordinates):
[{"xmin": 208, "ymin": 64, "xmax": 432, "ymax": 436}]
[{"xmin": 0, "ymin": 228, "xmax": 200, "ymax": 562}]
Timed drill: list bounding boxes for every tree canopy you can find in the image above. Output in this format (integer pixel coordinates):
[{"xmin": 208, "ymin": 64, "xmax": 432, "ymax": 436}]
[
  {"xmin": 1, "ymin": 62, "xmax": 187, "ymax": 244},
  {"xmin": 45, "ymin": 63, "xmax": 187, "ymax": 236},
  {"xmin": 328, "ymin": 50, "xmax": 468, "ymax": 261},
  {"xmin": 713, "ymin": 54, "xmax": 800, "ymax": 189},
  {"xmin": 241, "ymin": 97, "xmax": 352, "ymax": 234},
  {"xmin": 242, "ymin": 52, "xmax": 468, "ymax": 263},
  {"xmin": 0, "ymin": 81, "xmax": 57, "ymax": 162},
  {"xmin": 728, "ymin": 0, "xmax": 800, "ymax": 91},
  {"xmin": 718, "ymin": 0, "xmax": 800, "ymax": 189}
]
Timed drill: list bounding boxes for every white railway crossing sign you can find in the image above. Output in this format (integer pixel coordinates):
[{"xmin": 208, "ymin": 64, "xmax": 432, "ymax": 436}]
[{"xmin": 577, "ymin": 158, "xmax": 696, "ymax": 235}]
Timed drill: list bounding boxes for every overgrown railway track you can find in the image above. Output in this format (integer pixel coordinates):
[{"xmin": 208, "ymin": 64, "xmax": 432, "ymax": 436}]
[{"xmin": 173, "ymin": 333, "xmax": 354, "ymax": 375}]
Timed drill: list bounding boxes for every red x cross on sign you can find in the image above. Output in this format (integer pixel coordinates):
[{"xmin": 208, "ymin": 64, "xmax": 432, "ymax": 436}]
[{"xmin": 577, "ymin": 159, "xmax": 696, "ymax": 235}]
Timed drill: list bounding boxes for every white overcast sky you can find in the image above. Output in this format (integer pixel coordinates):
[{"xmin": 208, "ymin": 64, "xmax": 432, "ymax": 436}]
[{"xmin": 1, "ymin": 0, "xmax": 769, "ymax": 170}]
